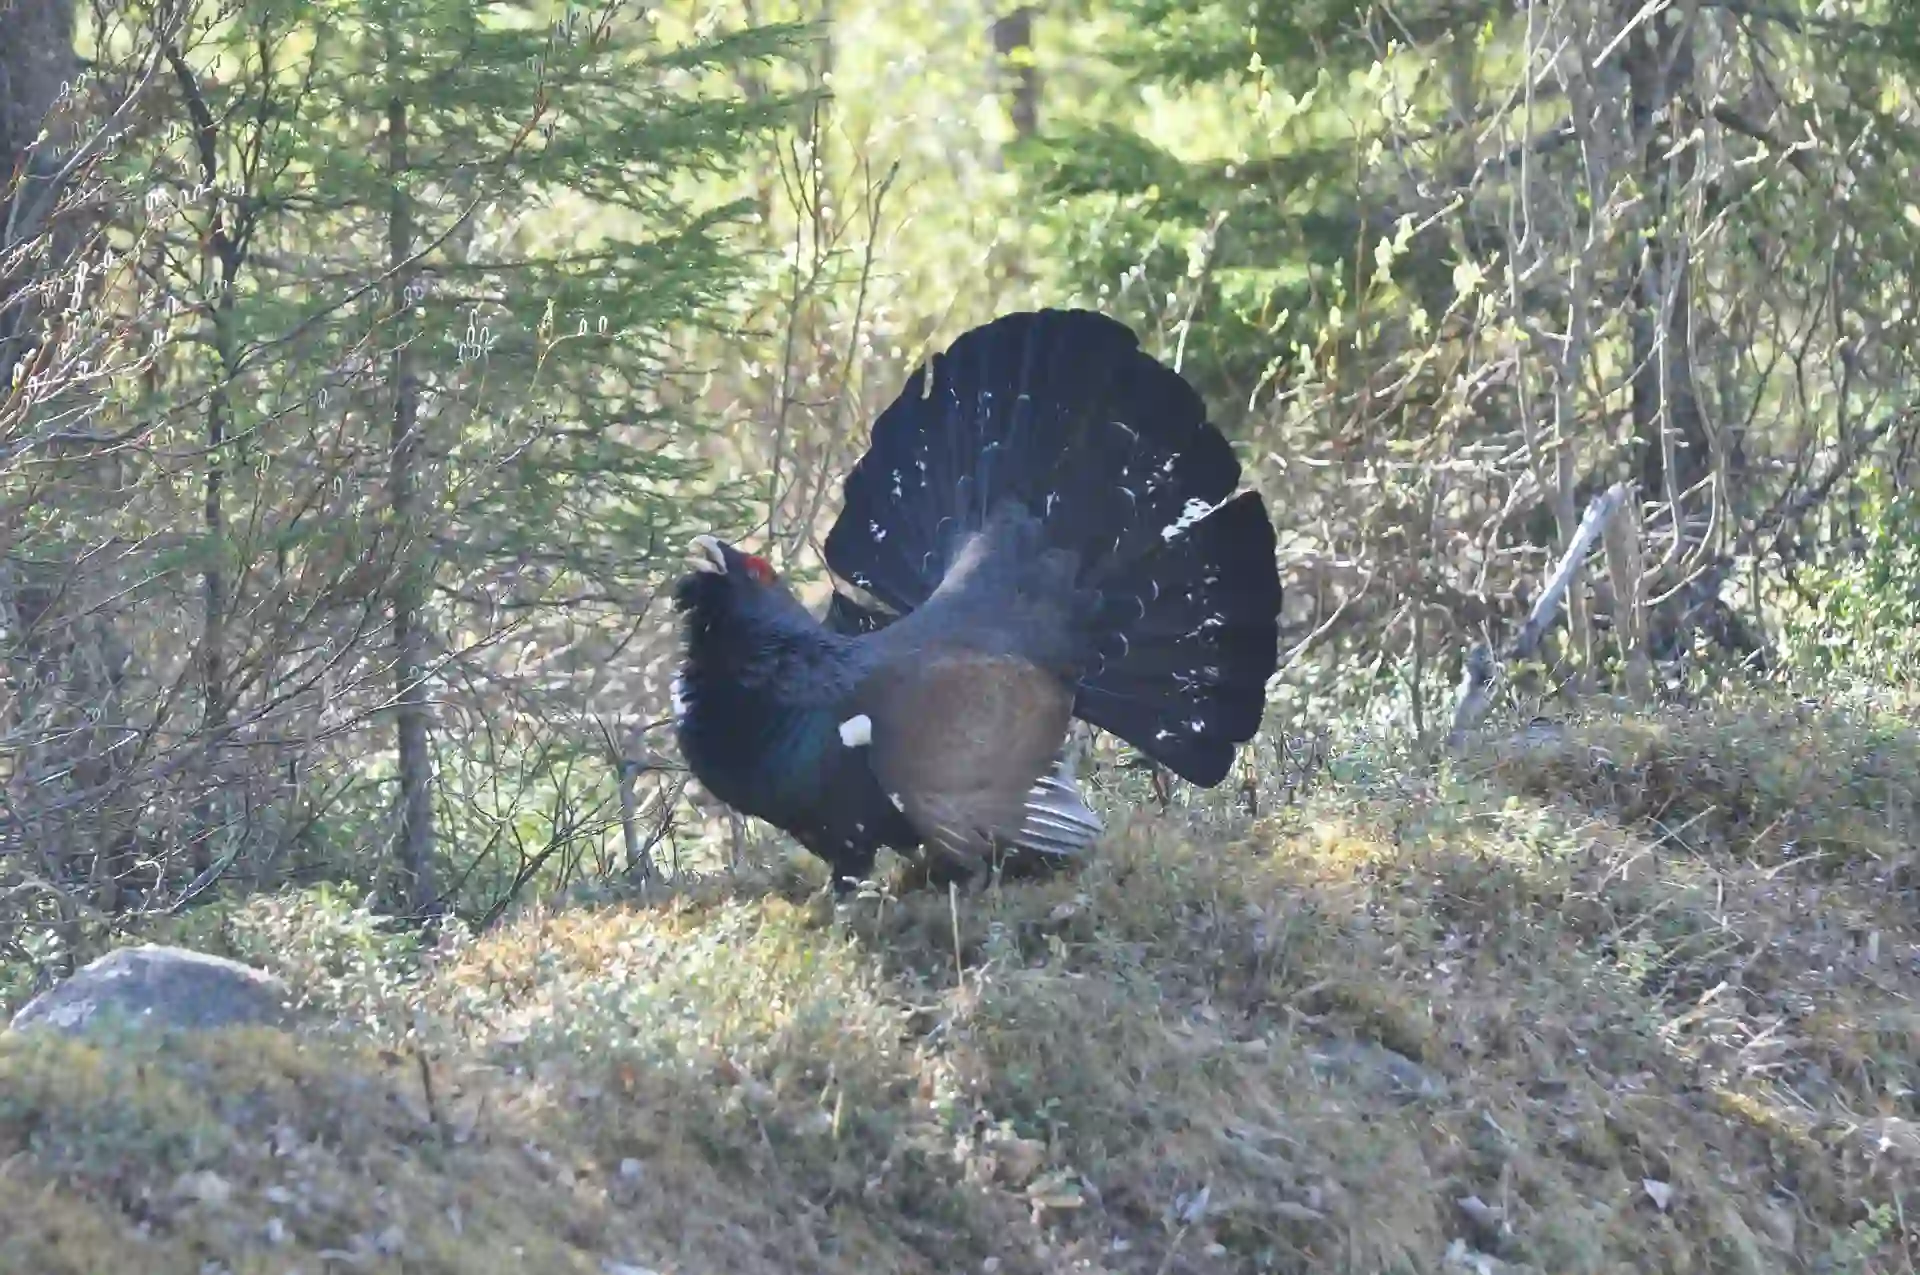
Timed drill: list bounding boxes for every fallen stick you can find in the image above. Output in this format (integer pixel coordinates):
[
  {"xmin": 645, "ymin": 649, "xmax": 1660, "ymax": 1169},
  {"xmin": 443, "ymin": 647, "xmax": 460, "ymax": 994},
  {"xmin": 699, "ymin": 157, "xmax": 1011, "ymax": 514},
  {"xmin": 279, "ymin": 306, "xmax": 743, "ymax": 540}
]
[{"xmin": 1448, "ymin": 481, "xmax": 1633, "ymax": 745}]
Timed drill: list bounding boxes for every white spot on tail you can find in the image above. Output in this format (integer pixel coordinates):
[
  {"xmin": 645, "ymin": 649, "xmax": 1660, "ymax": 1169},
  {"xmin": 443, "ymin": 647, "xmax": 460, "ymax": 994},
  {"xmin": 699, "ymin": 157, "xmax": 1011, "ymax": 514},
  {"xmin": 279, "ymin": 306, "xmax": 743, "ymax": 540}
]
[
  {"xmin": 838, "ymin": 714, "xmax": 873, "ymax": 747},
  {"xmin": 1161, "ymin": 497, "xmax": 1216, "ymax": 542},
  {"xmin": 670, "ymin": 673, "xmax": 688, "ymax": 720}
]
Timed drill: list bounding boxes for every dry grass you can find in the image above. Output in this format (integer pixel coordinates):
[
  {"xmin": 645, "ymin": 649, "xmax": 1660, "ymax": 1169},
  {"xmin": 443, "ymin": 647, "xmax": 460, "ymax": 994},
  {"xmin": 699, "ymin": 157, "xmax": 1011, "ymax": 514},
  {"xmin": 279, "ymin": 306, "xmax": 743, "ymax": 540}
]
[{"xmin": 4, "ymin": 694, "xmax": 1919, "ymax": 1273}]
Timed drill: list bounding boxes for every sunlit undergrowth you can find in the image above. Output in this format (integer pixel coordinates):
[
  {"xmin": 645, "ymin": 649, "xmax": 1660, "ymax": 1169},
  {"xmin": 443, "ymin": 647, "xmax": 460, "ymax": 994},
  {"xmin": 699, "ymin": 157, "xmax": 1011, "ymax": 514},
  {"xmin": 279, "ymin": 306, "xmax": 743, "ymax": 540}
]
[{"xmin": 4, "ymin": 694, "xmax": 1918, "ymax": 1273}]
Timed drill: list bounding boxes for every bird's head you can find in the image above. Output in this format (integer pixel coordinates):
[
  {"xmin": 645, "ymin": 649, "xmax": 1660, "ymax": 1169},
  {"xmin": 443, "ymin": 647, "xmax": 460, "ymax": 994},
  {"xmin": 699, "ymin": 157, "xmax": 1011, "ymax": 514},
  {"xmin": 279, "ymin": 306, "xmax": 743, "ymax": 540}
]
[
  {"xmin": 674, "ymin": 534, "xmax": 807, "ymax": 631},
  {"xmin": 681, "ymin": 534, "xmax": 776, "ymax": 588},
  {"xmin": 673, "ymin": 534, "xmax": 825, "ymax": 717}
]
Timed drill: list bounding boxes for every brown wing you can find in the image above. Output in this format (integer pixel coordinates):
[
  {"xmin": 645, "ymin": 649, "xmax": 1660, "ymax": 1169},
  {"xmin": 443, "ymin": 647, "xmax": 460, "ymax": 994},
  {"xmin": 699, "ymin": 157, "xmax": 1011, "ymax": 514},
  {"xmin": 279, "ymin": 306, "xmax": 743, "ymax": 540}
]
[{"xmin": 857, "ymin": 650, "xmax": 1076, "ymax": 873}]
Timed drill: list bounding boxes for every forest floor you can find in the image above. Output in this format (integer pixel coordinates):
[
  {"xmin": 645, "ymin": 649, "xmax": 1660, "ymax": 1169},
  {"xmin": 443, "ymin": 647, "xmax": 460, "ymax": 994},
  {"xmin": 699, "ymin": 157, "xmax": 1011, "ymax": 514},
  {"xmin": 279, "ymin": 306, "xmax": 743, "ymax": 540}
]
[{"xmin": 3, "ymin": 693, "xmax": 1919, "ymax": 1274}]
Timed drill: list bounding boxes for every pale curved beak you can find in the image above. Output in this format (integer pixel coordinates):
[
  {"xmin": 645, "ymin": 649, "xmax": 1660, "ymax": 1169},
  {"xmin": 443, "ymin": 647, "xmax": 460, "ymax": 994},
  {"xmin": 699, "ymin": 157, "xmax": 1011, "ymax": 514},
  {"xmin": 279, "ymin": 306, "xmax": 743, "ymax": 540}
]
[{"xmin": 686, "ymin": 534, "xmax": 728, "ymax": 575}]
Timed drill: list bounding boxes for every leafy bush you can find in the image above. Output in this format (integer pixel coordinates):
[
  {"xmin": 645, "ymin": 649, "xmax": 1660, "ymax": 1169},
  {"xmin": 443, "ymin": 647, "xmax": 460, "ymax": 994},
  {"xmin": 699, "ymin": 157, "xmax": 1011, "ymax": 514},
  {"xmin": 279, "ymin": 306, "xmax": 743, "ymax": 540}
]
[{"xmin": 1783, "ymin": 473, "xmax": 1920, "ymax": 686}]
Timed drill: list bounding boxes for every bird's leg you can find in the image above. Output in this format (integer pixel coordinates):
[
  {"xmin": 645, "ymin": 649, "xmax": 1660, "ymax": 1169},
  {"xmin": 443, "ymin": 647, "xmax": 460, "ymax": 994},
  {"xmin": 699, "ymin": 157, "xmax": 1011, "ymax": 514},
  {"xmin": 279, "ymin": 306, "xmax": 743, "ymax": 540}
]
[
  {"xmin": 893, "ymin": 852, "xmax": 962, "ymax": 897},
  {"xmin": 891, "ymin": 855, "xmax": 933, "ymax": 896},
  {"xmin": 919, "ymin": 851, "xmax": 981, "ymax": 895},
  {"xmin": 983, "ymin": 842, "xmax": 1045, "ymax": 890}
]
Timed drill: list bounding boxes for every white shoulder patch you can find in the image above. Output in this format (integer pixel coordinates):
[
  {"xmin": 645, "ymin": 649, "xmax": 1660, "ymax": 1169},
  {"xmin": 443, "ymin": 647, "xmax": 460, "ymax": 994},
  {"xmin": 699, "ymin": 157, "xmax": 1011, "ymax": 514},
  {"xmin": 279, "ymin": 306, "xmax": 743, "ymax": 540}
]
[{"xmin": 837, "ymin": 713, "xmax": 873, "ymax": 747}]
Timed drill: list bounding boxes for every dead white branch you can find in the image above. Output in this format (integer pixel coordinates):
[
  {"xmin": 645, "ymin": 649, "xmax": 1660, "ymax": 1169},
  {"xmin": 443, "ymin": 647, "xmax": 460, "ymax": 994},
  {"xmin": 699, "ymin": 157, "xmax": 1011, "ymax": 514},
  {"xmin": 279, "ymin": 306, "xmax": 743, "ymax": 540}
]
[{"xmin": 1448, "ymin": 481, "xmax": 1634, "ymax": 744}]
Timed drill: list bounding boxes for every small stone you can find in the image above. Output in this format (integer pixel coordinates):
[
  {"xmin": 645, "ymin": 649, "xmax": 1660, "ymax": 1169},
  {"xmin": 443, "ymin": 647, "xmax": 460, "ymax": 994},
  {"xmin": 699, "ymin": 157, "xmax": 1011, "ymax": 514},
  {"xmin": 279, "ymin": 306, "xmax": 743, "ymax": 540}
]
[
  {"xmin": 1757, "ymin": 1198, "xmax": 1797, "ymax": 1250},
  {"xmin": 172, "ymin": 1170, "xmax": 233, "ymax": 1207},
  {"xmin": 1457, "ymin": 1193, "xmax": 1505, "ymax": 1241},
  {"xmin": 989, "ymin": 1135, "xmax": 1046, "ymax": 1188},
  {"xmin": 1307, "ymin": 1038, "xmax": 1446, "ymax": 1103}
]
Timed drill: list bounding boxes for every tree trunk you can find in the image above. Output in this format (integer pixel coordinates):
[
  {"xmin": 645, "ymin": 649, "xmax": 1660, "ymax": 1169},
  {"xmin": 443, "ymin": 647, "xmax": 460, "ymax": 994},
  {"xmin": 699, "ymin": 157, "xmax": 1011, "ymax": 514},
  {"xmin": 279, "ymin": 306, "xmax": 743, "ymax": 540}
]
[
  {"xmin": 987, "ymin": 0, "xmax": 1039, "ymax": 286},
  {"xmin": 1624, "ymin": 5, "xmax": 1709, "ymax": 549},
  {"xmin": 0, "ymin": 0, "xmax": 79, "ymax": 375},
  {"xmin": 989, "ymin": 1, "xmax": 1039, "ymax": 165},
  {"xmin": 163, "ymin": 33, "xmax": 245, "ymax": 881},
  {"xmin": 386, "ymin": 31, "xmax": 437, "ymax": 920},
  {"xmin": 0, "ymin": 0, "xmax": 140, "ymax": 924},
  {"xmin": 992, "ymin": 5, "xmax": 1038, "ymax": 141}
]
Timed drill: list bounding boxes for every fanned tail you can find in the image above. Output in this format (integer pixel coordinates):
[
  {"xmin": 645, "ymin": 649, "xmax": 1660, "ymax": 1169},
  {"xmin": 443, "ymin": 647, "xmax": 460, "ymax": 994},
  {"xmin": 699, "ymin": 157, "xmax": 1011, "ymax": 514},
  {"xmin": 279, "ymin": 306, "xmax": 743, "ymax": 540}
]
[
  {"xmin": 822, "ymin": 309, "xmax": 1282, "ymax": 786},
  {"xmin": 1071, "ymin": 489, "xmax": 1281, "ymax": 784}
]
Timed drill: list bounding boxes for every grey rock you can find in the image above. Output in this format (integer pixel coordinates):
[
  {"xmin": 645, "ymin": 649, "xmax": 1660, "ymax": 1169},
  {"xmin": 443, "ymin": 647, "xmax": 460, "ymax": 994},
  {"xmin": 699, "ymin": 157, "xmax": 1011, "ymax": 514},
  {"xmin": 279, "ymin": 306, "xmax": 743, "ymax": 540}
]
[
  {"xmin": 7, "ymin": 943, "xmax": 293, "ymax": 1038},
  {"xmin": 1306, "ymin": 1038, "xmax": 1448, "ymax": 1103}
]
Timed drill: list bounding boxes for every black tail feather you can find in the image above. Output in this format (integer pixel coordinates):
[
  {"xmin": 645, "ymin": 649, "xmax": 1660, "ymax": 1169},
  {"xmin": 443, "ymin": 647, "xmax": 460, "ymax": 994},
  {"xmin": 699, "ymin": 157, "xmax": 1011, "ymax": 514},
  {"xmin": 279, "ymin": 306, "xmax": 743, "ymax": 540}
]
[
  {"xmin": 823, "ymin": 308, "xmax": 1281, "ymax": 787},
  {"xmin": 1073, "ymin": 490, "xmax": 1280, "ymax": 785},
  {"xmin": 823, "ymin": 588, "xmax": 894, "ymax": 636},
  {"xmin": 824, "ymin": 310, "xmax": 1242, "ymax": 608}
]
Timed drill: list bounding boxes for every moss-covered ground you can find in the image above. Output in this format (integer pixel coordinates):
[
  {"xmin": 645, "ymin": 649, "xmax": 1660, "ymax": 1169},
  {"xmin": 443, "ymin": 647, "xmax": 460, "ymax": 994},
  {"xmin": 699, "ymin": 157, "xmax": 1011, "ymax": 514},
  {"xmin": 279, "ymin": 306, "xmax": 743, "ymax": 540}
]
[{"xmin": 4, "ymin": 695, "xmax": 1918, "ymax": 1273}]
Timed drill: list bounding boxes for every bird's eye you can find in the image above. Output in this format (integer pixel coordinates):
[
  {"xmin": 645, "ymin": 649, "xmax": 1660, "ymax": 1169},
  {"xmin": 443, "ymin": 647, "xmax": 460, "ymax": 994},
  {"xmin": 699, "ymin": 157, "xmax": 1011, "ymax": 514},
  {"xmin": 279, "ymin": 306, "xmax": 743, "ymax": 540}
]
[{"xmin": 741, "ymin": 554, "xmax": 776, "ymax": 584}]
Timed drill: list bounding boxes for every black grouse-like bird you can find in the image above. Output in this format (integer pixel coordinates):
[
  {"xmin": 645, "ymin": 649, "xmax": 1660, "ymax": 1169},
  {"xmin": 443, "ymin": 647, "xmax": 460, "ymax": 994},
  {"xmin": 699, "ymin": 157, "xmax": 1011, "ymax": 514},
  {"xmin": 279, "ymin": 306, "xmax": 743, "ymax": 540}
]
[{"xmin": 672, "ymin": 309, "xmax": 1282, "ymax": 892}]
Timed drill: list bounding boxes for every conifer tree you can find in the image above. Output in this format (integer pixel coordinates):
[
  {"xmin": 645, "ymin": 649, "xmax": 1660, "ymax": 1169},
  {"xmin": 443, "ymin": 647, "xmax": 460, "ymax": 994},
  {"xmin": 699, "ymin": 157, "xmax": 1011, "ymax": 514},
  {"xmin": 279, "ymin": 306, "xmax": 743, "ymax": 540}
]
[{"xmin": 7, "ymin": 0, "xmax": 803, "ymax": 921}]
